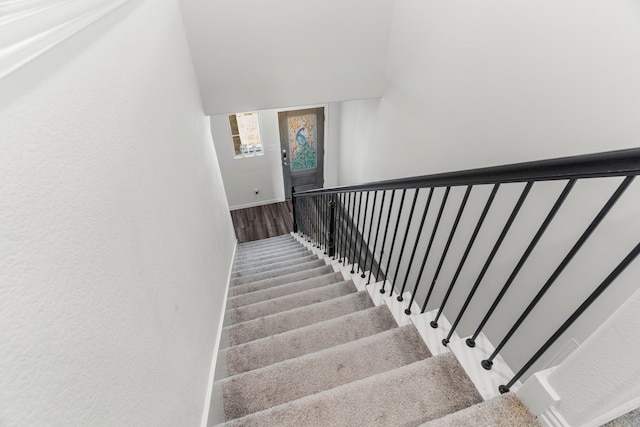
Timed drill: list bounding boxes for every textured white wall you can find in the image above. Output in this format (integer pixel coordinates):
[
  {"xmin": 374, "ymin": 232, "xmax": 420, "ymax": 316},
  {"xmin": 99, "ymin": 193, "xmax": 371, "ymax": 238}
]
[
  {"xmin": 0, "ymin": 0, "xmax": 236, "ymax": 425},
  {"xmin": 339, "ymin": 0, "xmax": 640, "ymax": 183},
  {"xmin": 335, "ymin": 0, "xmax": 640, "ymax": 380},
  {"xmin": 547, "ymin": 287, "xmax": 640, "ymax": 425},
  {"xmin": 179, "ymin": 0, "xmax": 394, "ymax": 115}
]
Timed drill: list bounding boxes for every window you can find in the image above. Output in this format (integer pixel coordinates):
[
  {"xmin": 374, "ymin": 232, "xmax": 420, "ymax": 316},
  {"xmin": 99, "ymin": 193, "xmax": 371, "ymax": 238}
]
[{"xmin": 229, "ymin": 112, "xmax": 263, "ymax": 157}]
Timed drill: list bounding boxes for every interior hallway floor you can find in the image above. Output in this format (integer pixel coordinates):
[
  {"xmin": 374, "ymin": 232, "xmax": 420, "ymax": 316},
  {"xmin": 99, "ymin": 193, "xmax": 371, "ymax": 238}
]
[{"xmin": 230, "ymin": 201, "xmax": 293, "ymax": 243}]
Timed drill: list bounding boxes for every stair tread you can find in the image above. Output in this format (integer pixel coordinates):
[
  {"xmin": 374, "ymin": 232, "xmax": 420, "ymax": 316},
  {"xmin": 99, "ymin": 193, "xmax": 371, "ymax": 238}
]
[
  {"xmin": 231, "ymin": 254, "xmax": 319, "ymax": 279},
  {"xmin": 232, "ymin": 250, "xmax": 313, "ymax": 274},
  {"xmin": 224, "ymin": 305, "xmax": 398, "ymax": 376},
  {"xmin": 221, "ymin": 325, "xmax": 432, "ymax": 419},
  {"xmin": 419, "ymin": 393, "xmax": 540, "ymax": 427},
  {"xmin": 230, "ymin": 265, "xmax": 335, "ymax": 296},
  {"xmin": 238, "ymin": 235, "xmax": 292, "ymax": 247},
  {"xmin": 234, "ymin": 246, "xmax": 308, "ymax": 264},
  {"xmin": 219, "ymin": 353, "xmax": 483, "ymax": 426},
  {"xmin": 236, "ymin": 241, "xmax": 302, "ymax": 257},
  {"xmin": 228, "ymin": 271, "xmax": 345, "ymax": 309},
  {"xmin": 231, "ymin": 259, "xmax": 327, "ymax": 286},
  {"xmin": 225, "ymin": 291, "xmax": 374, "ymax": 346},
  {"xmin": 228, "ymin": 280, "xmax": 358, "ymax": 324}
]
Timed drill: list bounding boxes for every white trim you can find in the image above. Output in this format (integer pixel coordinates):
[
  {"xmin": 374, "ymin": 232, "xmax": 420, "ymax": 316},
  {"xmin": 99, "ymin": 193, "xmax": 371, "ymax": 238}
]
[
  {"xmin": 200, "ymin": 240, "xmax": 238, "ymax": 427},
  {"xmin": 449, "ymin": 332, "xmax": 522, "ymax": 400},
  {"xmin": 517, "ymin": 368, "xmax": 560, "ymax": 415},
  {"xmin": 0, "ymin": 0, "xmax": 130, "ymax": 79},
  {"xmin": 539, "ymin": 406, "xmax": 570, "ymax": 427},
  {"xmin": 229, "ymin": 198, "xmax": 285, "ymax": 211}
]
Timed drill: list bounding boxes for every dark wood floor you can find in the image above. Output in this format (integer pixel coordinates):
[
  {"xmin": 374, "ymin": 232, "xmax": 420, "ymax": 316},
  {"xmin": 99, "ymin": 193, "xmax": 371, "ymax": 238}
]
[{"xmin": 231, "ymin": 201, "xmax": 293, "ymax": 243}]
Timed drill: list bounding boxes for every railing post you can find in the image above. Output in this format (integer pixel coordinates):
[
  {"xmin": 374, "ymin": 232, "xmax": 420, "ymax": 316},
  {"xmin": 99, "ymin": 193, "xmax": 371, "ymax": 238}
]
[
  {"xmin": 291, "ymin": 186, "xmax": 298, "ymax": 233},
  {"xmin": 328, "ymin": 200, "xmax": 336, "ymax": 257}
]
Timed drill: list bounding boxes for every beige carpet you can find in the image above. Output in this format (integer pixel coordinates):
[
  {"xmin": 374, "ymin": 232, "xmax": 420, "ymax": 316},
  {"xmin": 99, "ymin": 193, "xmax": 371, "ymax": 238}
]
[
  {"xmin": 213, "ymin": 234, "xmax": 540, "ymax": 426},
  {"xmin": 230, "ymin": 264, "xmax": 335, "ymax": 296},
  {"xmin": 227, "ymin": 271, "xmax": 345, "ymax": 308},
  {"xmin": 224, "ymin": 305, "xmax": 398, "ymax": 376}
]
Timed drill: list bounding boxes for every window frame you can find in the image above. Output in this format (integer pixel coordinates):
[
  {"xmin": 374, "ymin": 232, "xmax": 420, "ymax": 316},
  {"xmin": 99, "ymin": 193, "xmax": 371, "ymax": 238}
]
[{"xmin": 229, "ymin": 112, "xmax": 264, "ymax": 159}]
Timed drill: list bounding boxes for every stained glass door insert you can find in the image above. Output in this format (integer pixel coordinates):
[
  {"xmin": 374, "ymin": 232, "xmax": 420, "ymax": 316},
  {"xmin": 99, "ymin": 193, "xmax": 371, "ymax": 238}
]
[{"xmin": 287, "ymin": 114, "xmax": 318, "ymax": 171}]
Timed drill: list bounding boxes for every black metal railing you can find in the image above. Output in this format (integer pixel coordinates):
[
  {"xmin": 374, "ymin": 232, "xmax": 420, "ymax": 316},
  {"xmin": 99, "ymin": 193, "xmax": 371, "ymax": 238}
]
[{"xmin": 292, "ymin": 148, "xmax": 640, "ymax": 393}]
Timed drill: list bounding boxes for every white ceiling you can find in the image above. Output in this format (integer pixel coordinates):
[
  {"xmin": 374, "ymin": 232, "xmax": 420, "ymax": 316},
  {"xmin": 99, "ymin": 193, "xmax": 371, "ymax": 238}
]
[{"xmin": 179, "ymin": 0, "xmax": 395, "ymax": 115}]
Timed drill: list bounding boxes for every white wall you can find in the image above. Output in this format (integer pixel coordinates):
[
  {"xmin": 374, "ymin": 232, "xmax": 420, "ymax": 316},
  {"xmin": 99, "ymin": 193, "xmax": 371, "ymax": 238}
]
[
  {"xmin": 179, "ymin": 0, "xmax": 394, "ymax": 115},
  {"xmin": 339, "ymin": 0, "xmax": 640, "ymax": 183},
  {"xmin": 211, "ymin": 110, "xmax": 286, "ymax": 210},
  {"xmin": 213, "ymin": 104, "xmax": 340, "ymax": 209},
  {"xmin": 335, "ymin": 0, "xmax": 640, "ymax": 379},
  {"xmin": 0, "ymin": 0, "xmax": 236, "ymax": 425}
]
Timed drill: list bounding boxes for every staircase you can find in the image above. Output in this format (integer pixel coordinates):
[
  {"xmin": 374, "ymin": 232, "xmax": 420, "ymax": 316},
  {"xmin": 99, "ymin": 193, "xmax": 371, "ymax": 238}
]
[{"xmin": 213, "ymin": 234, "xmax": 540, "ymax": 426}]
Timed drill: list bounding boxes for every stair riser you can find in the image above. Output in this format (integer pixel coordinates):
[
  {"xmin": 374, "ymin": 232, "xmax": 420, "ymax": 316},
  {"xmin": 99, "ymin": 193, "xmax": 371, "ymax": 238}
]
[
  {"xmin": 221, "ymin": 326, "xmax": 431, "ymax": 420},
  {"xmin": 231, "ymin": 254, "xmax": 319, "ymax": 279},
  {"xmin": 238, "ymin": 235, "xmax": 292, "ymax": 248},
  {"xmin": 232, "ymin": 251, "xmax": 312, "ymax": 273},
  {"xmin": 222, "ymin": 354, "xmax": 483, "ymax": 427},
  {"xmin": 224, "ymin": 305, "xmax": 398, "ymax": 376},
  {"xmin": 237, "ymin": 242, "xmax": 301, "ymax": 257},
  {"xmin": 234, "ymin": 247, "xmax": 308, "ymax": 264},
  {"xmin": 228, "ymin": 280, "xmax": 357, "ymax": 324},
  {"xmin": 228, "ymin": 272, "xmax": 345, "ymax": 309},
  {"xmin": 231, "ymin": 265, "xmax": 335, "ymax": 296},
  {"xmin": 225, "ymin": 291, "xmax": 374, "ymax": 346},
  {"xmin": 231, "ymin": 259, "xmax": 327, "ymax": 287}
]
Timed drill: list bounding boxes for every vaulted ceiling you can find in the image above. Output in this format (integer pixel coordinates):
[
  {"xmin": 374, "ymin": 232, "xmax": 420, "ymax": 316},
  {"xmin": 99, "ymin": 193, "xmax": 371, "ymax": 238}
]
[{"xmin": 179, "ymin": 0, "xmax": 395, "ymax": 115}]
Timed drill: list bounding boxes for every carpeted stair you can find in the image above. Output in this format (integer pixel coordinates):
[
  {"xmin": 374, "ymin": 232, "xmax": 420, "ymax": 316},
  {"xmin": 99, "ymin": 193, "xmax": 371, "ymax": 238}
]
[{"xmin": 213, "ymin": 234, "xmax": 540, "ymax": 426}]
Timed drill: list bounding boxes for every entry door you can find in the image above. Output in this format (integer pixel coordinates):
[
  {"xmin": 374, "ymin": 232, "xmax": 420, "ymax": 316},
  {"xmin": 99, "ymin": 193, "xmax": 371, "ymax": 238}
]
[{"xmin": 278, "ymin": 107, "xmax": 325, "ymax": 199}]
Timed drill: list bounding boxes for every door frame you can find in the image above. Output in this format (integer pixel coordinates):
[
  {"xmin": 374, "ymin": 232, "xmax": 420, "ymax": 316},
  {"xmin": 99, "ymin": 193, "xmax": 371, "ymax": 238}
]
[{"xmin": 277, "ymin": 105, "xmax": 327, "ymax": 199}]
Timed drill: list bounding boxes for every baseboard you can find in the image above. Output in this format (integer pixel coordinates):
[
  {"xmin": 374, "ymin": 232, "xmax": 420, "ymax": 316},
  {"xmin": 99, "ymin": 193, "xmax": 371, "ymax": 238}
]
[
  {"xmin": 200, "ymin": 239, "xmax": 238, "ymax": 427},
  {"xmin": 229, "ymin": 198, "xmax": 285, "ymax": 211}
]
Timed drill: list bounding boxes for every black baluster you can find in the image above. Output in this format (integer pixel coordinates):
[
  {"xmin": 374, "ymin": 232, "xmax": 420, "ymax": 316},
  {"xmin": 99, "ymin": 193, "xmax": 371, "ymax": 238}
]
[
  {"xmin": 500, "ymin": 240, "xmax": 640, "ymax": 393},
  {"xmin": 368, "ymin": 191, "xmax": 387, "ymax": 285},
  {"xmin": 482, "ymin": 176, "xmax": 633, "ymax": 370},
  {"xmin": 377, "ymin": 190, "xmax": 397, "ymax": 293},
  {"xmin": 333, "ymin": 193, "xmax": 344, "ymax": 262},
  {"xmin": 339, "ymin": 193, "xmax": 346, "ymax": 261},
  {"xmin": 435, "ymin": 184, "xmax": 499, "ymax": 336},
  {"xmin": 381, "ymin": 189, "xmax": 407, "ymax": 293},
  {"xmin": 328, "ymin": 199, "xmax": 336, "ymax": 257},
  {"xmin": 307, "ymin": 197, "xmax": 312, "ymax": 242},
  {"xmin": 292, "ymin": 189, "xmax": 298, "ymax": 233},
  {"xmin": 445, "ymin": 182, "xmax": 533, "ymax": 344},
  {"xmin": 423, "ymin": 185, "xmax": 473, "ymax": 315},
  {"xmin": 398, "ymin": 188, "xmax": 434, "ymax": 302},
  {"xmin": 361, "ymin": 191, "xmax": 377, "ymax": 278},
  {"xmin": 323, "ymin": 194, "xmax": 328, "ymax": 254},
  {"xmin": 467, "ymin": 180, "xmax": 576, "ymax": 348},
  {"xmin": 390, "ymin": 189, "xmax": 420, "ymax": 295},
  {"xmin": 405, "ymin": 187, "xmax": 450, "ymax": 315},
  {"xmin": 350, "ymin": 192, "xmax": 364, "ymax": 274},
  {"xmin": 345, "ymin": 192, "xmax": 355, "ymax": 266},
  {"xmin": 342, "ymin": 192, "xmax": 353, "ymax": 264},
  {"xmin": 349, "ymin": 192, "xmax": 358, "ymax": 266},
  {"xmin": 316, "ymin": 195, "xmax": 321, "ymax": 248},
  {"xmin": 357, "ymin": 191, "xmax": 371, "ymax": 275}
]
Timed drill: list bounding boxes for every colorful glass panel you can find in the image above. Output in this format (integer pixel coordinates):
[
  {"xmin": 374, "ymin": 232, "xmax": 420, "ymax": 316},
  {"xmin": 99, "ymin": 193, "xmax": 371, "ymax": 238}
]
[{"xmin": 287, "ymin": 114, "xmax": 317, "ymax": 171}]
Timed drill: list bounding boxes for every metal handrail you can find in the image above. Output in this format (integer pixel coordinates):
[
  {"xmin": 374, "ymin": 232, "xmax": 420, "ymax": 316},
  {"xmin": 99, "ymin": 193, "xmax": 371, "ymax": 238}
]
[{"xmin": 293, "ymin": 148, "xmax": 640, "ymax": 196}]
